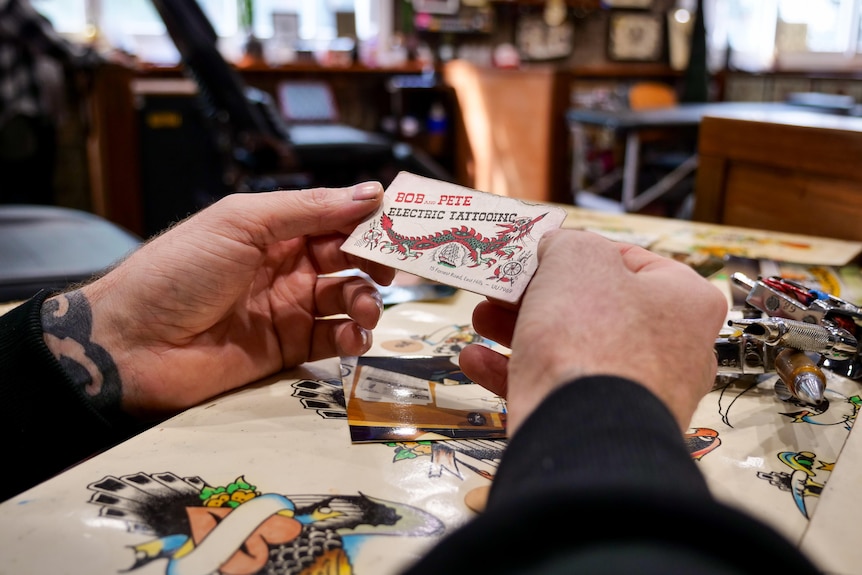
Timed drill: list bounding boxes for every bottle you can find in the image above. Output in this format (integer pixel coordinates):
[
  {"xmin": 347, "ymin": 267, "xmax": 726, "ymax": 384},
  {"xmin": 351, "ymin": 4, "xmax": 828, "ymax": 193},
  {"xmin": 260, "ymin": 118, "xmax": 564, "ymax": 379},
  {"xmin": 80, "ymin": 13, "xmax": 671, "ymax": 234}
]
[{"xmin": 426, "ymin": 102, "xmax": 448, "ymax": 157}]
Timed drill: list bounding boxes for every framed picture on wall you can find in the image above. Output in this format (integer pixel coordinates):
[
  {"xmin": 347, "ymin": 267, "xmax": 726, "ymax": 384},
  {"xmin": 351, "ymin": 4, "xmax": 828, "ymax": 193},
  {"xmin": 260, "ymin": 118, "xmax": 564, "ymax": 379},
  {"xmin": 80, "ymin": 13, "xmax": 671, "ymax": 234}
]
[
  {"xmin": 607, "ymin": 11, "xmax": 664, "ymax": 62},
  {"xmin": 412, "ymin": 0, "xmax": 460, "ymax": 14},
  {"xmin": 516, "ymin": 12, "xmax": 575, "ymax": 61},
  {"xmin": 272, "ymin": 12, "xmax": 299, "ymax": 41}
]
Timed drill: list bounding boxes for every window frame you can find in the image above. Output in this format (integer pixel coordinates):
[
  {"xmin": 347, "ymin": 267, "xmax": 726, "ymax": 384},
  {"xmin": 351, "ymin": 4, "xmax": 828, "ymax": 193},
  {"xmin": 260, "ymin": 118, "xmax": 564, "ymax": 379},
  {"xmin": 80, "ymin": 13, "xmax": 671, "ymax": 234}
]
[
  {"xmin": 30, "ymin": 0, "xmax": 390, "ymax": 66},
  {"xmin": 704, "ymin": 0, "xmax": 862, "ymax": 72}
]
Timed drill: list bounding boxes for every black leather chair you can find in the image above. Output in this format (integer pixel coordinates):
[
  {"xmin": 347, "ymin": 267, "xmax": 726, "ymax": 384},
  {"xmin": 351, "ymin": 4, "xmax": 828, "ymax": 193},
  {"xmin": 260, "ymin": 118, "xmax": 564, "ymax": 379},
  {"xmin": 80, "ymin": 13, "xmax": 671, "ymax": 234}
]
[
  {"xmin": 0, "ymin": 205, "xmax": 141, "ymax": 303},
  {"xmin": 149, "ymin": 0, "xmax": 451, "ymax": 194}
]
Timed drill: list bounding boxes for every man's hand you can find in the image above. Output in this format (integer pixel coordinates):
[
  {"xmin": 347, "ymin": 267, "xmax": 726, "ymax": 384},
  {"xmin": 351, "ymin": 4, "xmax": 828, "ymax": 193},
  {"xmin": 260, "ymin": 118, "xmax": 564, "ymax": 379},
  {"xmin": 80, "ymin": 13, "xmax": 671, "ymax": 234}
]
[
  {"xmin": 43, "ymin": 183, "xmax": 393, "ymax": 418},
  {"xmin": 459, "ymin": 229, "xmax": 728, "ymax": 435}
]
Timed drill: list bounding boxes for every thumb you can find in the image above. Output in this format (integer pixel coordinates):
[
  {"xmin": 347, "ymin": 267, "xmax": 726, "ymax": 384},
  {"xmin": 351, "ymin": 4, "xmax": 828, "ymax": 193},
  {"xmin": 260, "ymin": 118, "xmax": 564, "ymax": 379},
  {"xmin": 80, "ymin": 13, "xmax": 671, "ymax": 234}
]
[{"xmin": 207, "ymin": 182, "xmax": 384, "ymax": 245}]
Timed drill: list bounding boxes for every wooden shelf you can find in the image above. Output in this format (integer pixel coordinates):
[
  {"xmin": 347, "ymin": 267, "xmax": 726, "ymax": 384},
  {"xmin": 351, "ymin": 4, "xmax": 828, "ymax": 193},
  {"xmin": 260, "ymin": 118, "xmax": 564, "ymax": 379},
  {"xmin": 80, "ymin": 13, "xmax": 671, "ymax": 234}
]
[
  {"xmin": 489, "ymin": 0, "xmax": 601, "ymax": 6},
  {"xmin": 139, "ymin": 61, "xmax": 428, "ymax": 76},
  {"xmin": 568, "ymin": 63, "xmax": 681, "ymax": 78}
]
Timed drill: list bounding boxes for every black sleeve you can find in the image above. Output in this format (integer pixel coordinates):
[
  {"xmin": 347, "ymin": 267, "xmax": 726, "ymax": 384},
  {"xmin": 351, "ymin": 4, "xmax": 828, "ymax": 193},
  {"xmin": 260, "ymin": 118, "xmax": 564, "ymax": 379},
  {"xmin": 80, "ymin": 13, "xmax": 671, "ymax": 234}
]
[
  {"xmin": 0, "ymin": 293, "xmax": 146, "ymax": 502},
  {"xmin": 404, "ymin": 376, "xmax": 823, "ymax": 574}
]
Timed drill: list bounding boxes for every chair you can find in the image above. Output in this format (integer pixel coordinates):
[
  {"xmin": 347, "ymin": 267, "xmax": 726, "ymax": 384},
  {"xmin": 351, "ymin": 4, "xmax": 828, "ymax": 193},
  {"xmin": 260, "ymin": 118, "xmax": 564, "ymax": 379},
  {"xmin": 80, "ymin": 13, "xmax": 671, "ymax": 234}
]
[
  {"xmin": 149, "ymin": 0, "xmax": 451, "ymax": 195},
  {"xmin": 148, "ymin": 0, "xmax": 306, "ymax": 194},
  {"xmin": 626, "ymin": 82, "xmax": 697, "ymax": 216},
  {"xmin": 274, "ymin": 79, "xmax": 450, "ymax": 187},
  {"xmin": 572, "ymin": 81, "xmax": 697, "ymax": 216},
  {"xmin": 0, "ymin": 205, "xmax": 142, "ymax": 303},
  {"xmin": 628, "ymin": 82, "xmax": 678, "ymax": 110}
]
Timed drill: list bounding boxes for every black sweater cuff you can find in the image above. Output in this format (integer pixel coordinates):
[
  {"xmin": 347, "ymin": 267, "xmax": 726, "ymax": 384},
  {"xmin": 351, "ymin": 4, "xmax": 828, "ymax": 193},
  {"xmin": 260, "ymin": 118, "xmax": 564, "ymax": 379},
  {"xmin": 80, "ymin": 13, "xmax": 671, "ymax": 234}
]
[
  {"xmin": 488, "ymin": 375, "xmax": 713, "ymax": 508},
  {"xmin": 0, "ymin": 293, "xmax": 143, "ymax": 500},
  {"xmin": 404, "ymin": 376, "xmax": 821, "ymax": 574}
]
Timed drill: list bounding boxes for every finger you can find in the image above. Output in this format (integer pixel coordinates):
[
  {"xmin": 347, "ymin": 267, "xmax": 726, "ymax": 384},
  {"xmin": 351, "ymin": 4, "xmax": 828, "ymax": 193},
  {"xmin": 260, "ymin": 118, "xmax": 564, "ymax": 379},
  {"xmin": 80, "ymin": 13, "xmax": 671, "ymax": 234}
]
[
  {"xmin": 206, "ymin": 182, "xmax": 384, "ymax": 246},
  {"xmin": 538, "ymin": 229, "xmax": 617, "ymax": 270},
  {"xmin": 472, "ymin": 300, "xmax": 517, "ymax": 348},
  {"xmin": 543, "ymin": 230, "xmax": 669, "ymax": 282},
  {"xmin": 315, "ymin": 276, "xmax": 383, "ymax": 330},
  {"xmin": 307, "ymin": 234, "xmax": 396, "ymax": 286},
  {"xmin": 356, "ymin": 260, "xmax": 396, "ymax": 287},
  {"xmin": 459, "ymin": 344, "xmax": 509, "ymax": 398},
  {"xmin": 308, "ymin": 318, "xmax": 372, "ymax": 361},
  {"xmin": 616, "ymin": 241, "xmax": 679, "ymax": 273}
]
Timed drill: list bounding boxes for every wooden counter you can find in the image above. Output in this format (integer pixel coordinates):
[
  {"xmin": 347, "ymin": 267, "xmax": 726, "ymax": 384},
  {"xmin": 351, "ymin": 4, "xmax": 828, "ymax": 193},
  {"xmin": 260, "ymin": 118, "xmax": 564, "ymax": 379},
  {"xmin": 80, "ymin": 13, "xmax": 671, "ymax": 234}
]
[
  {"xmin": 442, "ymin": 61, "xmax": 570, "ymax": 203},
  {"xmin": 693, "ymin": 108, "xmax": 862, "ymax": 242}
]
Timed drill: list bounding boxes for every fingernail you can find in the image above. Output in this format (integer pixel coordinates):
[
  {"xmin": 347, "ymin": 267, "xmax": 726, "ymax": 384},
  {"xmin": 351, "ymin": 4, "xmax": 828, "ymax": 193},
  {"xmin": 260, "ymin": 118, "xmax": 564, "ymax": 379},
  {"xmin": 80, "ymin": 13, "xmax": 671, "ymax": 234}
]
[
  {"xmin": 357, "ymin": 326, "xmax": 371, "ymax": 353},
  {"xmin": 371, "ymin": 290, "xmax": 384, "ymax": 315},
  {"xmin": 353, "ymin": 181, "xmax": 381, "ymax": 201}
]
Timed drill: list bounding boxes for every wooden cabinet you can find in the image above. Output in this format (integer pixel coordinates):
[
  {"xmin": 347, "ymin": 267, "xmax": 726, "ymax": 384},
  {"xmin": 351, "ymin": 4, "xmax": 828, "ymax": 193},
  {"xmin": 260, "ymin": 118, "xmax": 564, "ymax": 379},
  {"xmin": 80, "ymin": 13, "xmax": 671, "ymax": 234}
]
[
  {"xmin": 693, "ymin": 109, "xmax": 862, "ymax": 242},
  {"xmin": 87, "ymin": 63, "xmax": 142, "ymax": 234},
  {"xmin": 442, "ymin": 60, "xmax": 571, "ymax": 203}
]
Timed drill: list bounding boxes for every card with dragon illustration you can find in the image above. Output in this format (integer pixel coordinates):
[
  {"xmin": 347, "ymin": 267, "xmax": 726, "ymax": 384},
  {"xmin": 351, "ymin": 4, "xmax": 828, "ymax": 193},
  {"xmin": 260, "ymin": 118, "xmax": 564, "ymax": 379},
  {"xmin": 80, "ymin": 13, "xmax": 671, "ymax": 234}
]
[{"xmin": 341, "ymin": 172, "xmax": 567, "ymax": 303}]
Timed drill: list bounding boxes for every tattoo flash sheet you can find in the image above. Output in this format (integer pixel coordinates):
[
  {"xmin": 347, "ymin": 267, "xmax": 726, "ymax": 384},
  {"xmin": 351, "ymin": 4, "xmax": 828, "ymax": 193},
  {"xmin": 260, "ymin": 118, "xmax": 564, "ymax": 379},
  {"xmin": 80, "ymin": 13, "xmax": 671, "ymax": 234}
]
[{"xmin": 341, "ymin": 172, "xmax": 567, "ymax": 304}]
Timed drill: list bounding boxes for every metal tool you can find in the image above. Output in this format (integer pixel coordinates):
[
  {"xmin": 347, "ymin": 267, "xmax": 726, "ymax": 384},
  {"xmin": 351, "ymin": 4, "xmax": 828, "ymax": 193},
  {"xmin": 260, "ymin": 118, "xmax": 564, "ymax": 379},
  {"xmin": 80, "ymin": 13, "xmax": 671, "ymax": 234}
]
[{"xmin": 717, "ymin": 272, "xmax": 862, "ymax": 405}]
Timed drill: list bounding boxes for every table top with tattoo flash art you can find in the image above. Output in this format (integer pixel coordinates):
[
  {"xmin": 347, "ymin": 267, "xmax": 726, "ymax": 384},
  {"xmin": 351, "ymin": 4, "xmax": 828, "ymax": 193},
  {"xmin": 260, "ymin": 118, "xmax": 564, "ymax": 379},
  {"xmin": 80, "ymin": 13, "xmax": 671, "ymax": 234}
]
[{"xmin": 1, "ymin": 206, "xmax": 862, "ymax": 575}]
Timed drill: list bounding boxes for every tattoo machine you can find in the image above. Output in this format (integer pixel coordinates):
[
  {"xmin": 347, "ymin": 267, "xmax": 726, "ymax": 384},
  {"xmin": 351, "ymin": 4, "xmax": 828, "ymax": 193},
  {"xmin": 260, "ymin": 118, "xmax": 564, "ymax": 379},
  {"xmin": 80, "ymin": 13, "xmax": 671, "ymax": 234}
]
[{"xmin": 714, "ymin": 272, "xmax": 862, "ymax": 405}]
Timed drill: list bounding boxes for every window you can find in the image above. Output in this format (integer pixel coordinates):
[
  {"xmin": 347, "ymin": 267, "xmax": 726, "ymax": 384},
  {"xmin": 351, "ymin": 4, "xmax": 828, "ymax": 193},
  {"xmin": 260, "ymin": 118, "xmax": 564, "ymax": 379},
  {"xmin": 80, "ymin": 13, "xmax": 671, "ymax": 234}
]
[
  {"xmin": 704, "ymin": 0, "xmax": 862, "ymax": 71},
  {"xmin": 253, "ymin": 0, "xmax": 360, "ymax": 41},
  {"xmin": 31, "ymin": 0, "xmax": 86, "ymax": 35},
  {"xmin": 30, "ymin": 0, "xmax": 389, "ymax": 65}
]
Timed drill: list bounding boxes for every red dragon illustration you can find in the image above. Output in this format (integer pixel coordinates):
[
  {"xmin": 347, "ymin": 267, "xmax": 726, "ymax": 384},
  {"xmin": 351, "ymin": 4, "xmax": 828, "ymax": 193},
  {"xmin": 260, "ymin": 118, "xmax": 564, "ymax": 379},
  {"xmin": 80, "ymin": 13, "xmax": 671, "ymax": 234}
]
[{"xmin": 368, "ymin": 212, "xmax": 548, "ymax": 268}]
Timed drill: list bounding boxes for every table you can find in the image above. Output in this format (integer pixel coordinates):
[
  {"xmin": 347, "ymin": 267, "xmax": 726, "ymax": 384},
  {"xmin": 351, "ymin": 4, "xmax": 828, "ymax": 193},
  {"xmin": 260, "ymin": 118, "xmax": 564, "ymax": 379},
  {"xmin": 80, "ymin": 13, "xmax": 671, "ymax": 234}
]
[
  {"xmin": 693, "ymin": 108, "xmax": 862, "ymax": 242},
  {"xmin": 2, "ymin": 207, "xmax": 862, "ymax": 574},
  {"xmin": 567, "ymin": 101, "xmax": 822, "ymax": 214}
]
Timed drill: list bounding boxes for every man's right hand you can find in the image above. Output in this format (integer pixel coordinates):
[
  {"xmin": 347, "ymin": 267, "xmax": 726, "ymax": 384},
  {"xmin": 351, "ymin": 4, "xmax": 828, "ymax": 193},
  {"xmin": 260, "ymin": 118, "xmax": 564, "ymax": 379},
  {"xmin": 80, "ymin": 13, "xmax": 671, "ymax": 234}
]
[{"xmin": 459, "ymin": 229, "xmax": 728, "ymax": 435}]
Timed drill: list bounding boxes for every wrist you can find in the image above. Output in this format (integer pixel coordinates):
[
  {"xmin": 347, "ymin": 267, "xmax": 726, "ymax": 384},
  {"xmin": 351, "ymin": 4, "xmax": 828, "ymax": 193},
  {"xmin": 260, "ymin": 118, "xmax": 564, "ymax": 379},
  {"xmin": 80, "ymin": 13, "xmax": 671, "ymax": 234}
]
[{"xmin": 41, "ymin": 289, "xmax": 128, "ymax": 420}]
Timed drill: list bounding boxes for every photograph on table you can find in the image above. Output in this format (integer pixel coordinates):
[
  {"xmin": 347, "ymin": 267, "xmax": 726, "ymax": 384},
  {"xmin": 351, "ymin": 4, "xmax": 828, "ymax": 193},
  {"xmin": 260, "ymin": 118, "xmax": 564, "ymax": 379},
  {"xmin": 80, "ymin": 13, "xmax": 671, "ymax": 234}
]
[{"xmin": 343, "ymin": 355, "xmax": 507, "ymax": 443}]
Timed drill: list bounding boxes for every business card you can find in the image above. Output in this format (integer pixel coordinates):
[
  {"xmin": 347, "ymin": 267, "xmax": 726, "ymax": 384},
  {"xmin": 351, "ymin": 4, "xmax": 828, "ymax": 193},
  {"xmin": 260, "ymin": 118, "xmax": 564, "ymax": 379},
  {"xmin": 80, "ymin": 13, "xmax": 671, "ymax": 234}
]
[{"xmin": 341, "ymin": 172, "xmax": 567, "ymax": 303}]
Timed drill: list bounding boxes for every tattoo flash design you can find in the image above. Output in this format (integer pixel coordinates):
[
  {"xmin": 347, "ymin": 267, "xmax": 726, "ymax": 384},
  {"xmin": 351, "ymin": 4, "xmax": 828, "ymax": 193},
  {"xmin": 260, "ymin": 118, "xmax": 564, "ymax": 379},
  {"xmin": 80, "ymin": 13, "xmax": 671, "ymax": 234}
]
[
  {"xmin": 342, "ymin": 172, "xmax": 566, "ymax": 303},
  {"xmin": 487, "ymin": 251, "xmax": 532, "ymax": 285},
  {"xmin": 756, "ymin": 450, "xmax": 832, "ymax": 519},
  {"xmin": 714, "ymin": 376, "xmax": 860, "ymax": 430},
  {"xmin": 387, "ymin": 439, "xmax": 504, "ymax": 481},
  {"xmin": 86, "ymin": 472, "xmax": 444, "ymax": 575},
  {"xmin": 699, "ymin": 375, "xmax": 859, "ymax": 520},
  {"xmin": 685, "ymin": 428, "xmax": 721, "ymax": 460},
  {"xmin": 370, "ymin": 211, "xmax": 545, "ymax": 272}
]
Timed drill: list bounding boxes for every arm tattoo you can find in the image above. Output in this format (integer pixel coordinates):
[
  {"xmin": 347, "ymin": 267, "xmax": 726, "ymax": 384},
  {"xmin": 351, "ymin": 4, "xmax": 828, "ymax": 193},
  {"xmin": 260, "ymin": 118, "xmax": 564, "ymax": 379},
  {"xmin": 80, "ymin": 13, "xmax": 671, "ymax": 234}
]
[{"xmin": 41, "ymin": 290, "xmax": 123, "ymax": 414}]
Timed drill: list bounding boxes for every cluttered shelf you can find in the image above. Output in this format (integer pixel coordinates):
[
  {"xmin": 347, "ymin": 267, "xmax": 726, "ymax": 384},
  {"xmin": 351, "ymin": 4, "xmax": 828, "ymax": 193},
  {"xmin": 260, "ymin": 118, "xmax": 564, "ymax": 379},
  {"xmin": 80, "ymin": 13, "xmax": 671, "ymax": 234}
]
[
  {"xmin": 87, "ymin": 60, "xmax": 454, "ymax": 236},
  {"xmin": 86, "ymin": 54, "xmax": 690, "ymax": 235}
]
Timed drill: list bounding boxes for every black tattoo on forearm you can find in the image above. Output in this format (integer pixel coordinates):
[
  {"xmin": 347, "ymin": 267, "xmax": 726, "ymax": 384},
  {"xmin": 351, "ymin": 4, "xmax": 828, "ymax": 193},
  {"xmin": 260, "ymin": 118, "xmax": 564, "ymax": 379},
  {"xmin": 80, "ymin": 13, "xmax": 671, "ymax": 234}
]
[{"xmin": 42, "ymin": 290, "xmax": 123, "ymax": 414}]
